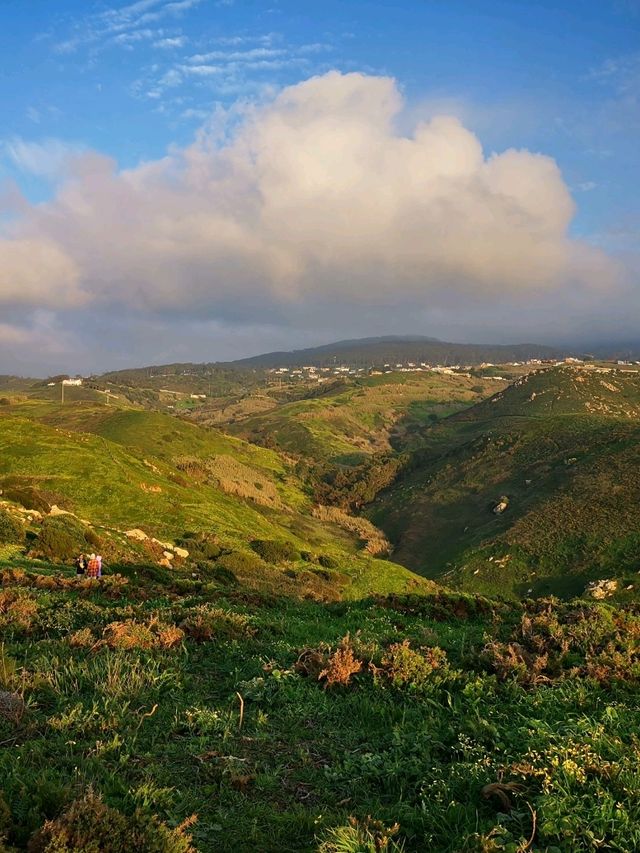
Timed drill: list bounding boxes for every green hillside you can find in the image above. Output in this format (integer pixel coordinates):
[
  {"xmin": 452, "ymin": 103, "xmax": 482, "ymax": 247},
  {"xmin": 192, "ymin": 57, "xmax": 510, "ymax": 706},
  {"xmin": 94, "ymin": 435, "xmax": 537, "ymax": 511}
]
[
  {"xmin": 371, "ymin": 365, "xmax": 640, "ymax": 600},
  {"xmin": 228, "ymin": 372, "xmax": 504, "ymax": 463},
  {"xmin": 0, "ymin": 399, "xmax": 426, "ymax": 599}
]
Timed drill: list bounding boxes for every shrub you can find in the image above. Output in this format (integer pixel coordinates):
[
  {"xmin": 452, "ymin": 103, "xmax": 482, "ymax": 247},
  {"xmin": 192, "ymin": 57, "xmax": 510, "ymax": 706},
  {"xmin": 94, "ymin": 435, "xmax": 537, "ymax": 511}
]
[
  {"xmin": 319, "ymin": 640, "xmax": 363, "ymax": 688},
  {"xmin": 179, "ymin": 606, "xmax": 254, "ymax": 642},
  {"xmin": 1, "ymin": 484, "xmax": 70, "ymax": 514},
  {"xmin": 318, "ymin": 816, "xmax": 404, "ymax": 852},
  {"xmin": 0, "ymin": 508, "xmax": 24, "ymax": 545},
  {"xmin": 295, "ymin": 635, "xmax": 364, "ymax": 688},
  {"xmin": 378, "ymin": 640, "xmax": 448, "ymax": 689},
  {"xmin": 75, "ymin": 619, "xmax": 185, "ymax": 652},
  {"xmin": 0, "ymin": 689, "xmax": 26, "ymax": 723},
  {"xmin": 27, "ymin": 790, "xmax": 196, "ymax": 853},
  {"xmin": 318, "ymin": 554, "xmax": 339, "ymax": 569},
  {"xmin": 250, "ymin": 539, "xmax": 299, "ymax": 564},
  {"xmin": 68, "ymin": 628, "xmax": 95, "ymax": 649},
  {"xmin": 177, "ymin": 532, "xmax": 222, "ymax": 561},
  {"xmin": 0, "ymin": 589, "xmax": 38, "ymax": 632},
  {"xmin": 31, "ymin": 516, "xmax": 102, "ymax": 563},
  {"xmin": 481, "ymin": 599, "xmax": 640, "ymax": 686},
  {"xmin": 216, "ymin": 551, "xmax": 265, "ymax": 576}
]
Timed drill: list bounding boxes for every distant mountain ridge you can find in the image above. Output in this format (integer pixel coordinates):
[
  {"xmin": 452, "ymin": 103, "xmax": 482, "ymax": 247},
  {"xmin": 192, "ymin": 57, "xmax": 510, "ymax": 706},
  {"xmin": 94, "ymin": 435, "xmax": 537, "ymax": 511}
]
[{"xmin": 231, "ymin": 335, "xmax": 567, "ymax": 368}]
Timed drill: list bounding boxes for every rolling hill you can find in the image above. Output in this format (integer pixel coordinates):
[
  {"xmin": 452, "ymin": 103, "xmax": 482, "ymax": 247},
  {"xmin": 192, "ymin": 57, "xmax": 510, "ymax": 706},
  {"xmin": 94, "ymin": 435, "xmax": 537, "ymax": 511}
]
[
  {"xmin": 226, "ymin": 371, "xmax": 505, "ymax": 464},
  {"xmin": 370, "ymin": 364, "xmax": 640, "ymax": 600},
  {"xmin": 0, "ymin": 395, "xmax": 428, "ymax": 599},
  {"xmin": 230, "ymin": 335, "xmax": 567, "ymax": 368}
]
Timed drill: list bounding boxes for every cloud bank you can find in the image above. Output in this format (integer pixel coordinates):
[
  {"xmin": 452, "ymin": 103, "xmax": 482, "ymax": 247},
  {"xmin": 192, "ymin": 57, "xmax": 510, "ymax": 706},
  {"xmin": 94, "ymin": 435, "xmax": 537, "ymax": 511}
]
[{"xmin": 0, "ymin": 71, "xmax": 626, "ymax": 372}]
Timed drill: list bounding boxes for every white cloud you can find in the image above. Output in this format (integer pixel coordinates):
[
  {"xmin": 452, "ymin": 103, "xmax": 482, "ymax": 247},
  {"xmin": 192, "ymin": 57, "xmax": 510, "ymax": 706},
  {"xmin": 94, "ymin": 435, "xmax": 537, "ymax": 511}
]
[
  {"xmin": 0, "ymin": 71, "xmax": 626, "ymax": 366},
  {"xmin": 154, "ymin": 36, "xmax": 187, "ymax": 49},
  {"xmin": 187, "ymin": 47, "xmax": 286, "ymax": 64},
  {"xmin": 54, "ymin": 0, "xmax": 202, "ymax": 53},
  {"xmin": 3, "ymin": 138, "xmax": 85, "ymax": 178}
]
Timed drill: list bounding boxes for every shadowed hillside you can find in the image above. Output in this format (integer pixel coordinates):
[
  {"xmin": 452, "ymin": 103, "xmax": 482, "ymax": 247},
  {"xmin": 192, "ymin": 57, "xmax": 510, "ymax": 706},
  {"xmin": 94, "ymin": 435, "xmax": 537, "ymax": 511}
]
[
  {"xmin": 371, "ymin": 365, "xmax": 640, "ymax": 600},
  {"xmin": 230, "ymin": 335, "xmax": 566, "ymax": 368}
]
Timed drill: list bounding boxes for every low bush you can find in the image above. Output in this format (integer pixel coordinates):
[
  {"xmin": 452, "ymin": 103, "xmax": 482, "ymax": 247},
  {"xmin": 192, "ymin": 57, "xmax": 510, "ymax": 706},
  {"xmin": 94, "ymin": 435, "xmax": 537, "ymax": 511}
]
[
  {"xmin": 179, "ymin": 605, "xmax": 254, "ymax": 642},
  {"xmin": 2, "ymin": 484, "xmax": 70, "ymax": 515},
  {"xmin": 27, "ymin": 790, "xmax": 196, "ymax": 853},
  {"xmin": 177, "ymin": 532, "xmax": 222, "ymax": 561},
  {"xmin": 377, "ymin": 640, "xmax": 448, "ymax": 689},
  {"xmin": 0, "ymin": 589, "xmax": 38, "ymax": 633},
  {"xmin": 482, "ymin": 599, "xmax": 640, "ymax": 685},
  {"xmin": 296, "ymin": 635, "xmax": 364, "ymax": 688},
  {"xmin": 0, "ymin": 508, "xmax": 24, "ymax": 545},
  {"xmin": 30, "ymin": 516, "xmax": 102, "ymax": 563},
  {"xmin": 318, "ymin": 816, "xmax": 404, "ymax": 852},
  {"xmin": 250, "ymin": 539, "xmax": 299, "ymax": 564},
  {"xmin": 215, "ymin": 551, "xmax": 265, "ymax": 576},
  {"xmin": 70, "ymin": 618, "xmax": 184, "ymax": 651}
]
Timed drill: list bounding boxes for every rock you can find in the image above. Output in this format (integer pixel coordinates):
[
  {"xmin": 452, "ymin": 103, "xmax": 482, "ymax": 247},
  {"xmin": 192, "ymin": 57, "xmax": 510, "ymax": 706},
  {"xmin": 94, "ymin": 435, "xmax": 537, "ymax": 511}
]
[
  {"xmin": 17, "ymin": 507, "xmax": 42, "ymax": 519},
  {"xmin": 174, "ymin": 547, "xmax": 189, "ymax": 559},
  {"xmin": 587, "ymin": 579, "xmax": 618, "ymax": 600},
  {"xmin": 158, "ymin": 558, "xmax": 172, "ymax": 568},
  {"xmin": 163, "ymin": 550, "xmax": 174, "ymax": 560},
  {"xmin": 49, "ymin": 505, "xmax": 70, "ymax": 516},
  {"xmin": 140, "ymin": 483, "xmax": 162, "ymax": 494},
  {"xmin": 493, "ymin": 497, "xmax": 509, "ymax": 515},
  {"xmin": 152, "ymin": 538, "xmax": 173, "ymax": 550},
  {"xmin": 125, "ymin": 528, "xmax": 148, "ymax": 541}
]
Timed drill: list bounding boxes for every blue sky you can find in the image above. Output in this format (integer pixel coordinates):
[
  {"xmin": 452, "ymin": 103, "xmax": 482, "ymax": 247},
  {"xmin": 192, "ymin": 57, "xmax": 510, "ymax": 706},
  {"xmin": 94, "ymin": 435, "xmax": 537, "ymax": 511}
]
[{"xmin": 0, "ymin": 0, "xmax": 639, "ymax": 372}]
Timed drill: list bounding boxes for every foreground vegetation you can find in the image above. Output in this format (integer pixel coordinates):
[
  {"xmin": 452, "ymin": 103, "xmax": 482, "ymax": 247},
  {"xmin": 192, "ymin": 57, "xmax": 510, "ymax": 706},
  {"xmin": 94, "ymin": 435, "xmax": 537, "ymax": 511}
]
[{"xmin": 2, "ymin": 558, "xmax": 640, "ymax": 852}]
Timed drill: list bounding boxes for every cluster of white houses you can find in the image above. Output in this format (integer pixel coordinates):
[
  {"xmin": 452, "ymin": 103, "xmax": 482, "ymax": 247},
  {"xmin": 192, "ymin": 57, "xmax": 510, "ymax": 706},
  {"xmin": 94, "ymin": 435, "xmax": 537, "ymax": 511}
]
[{"xmin": 266, "ymin": 358, "xmax": 555, "ymax": 382}]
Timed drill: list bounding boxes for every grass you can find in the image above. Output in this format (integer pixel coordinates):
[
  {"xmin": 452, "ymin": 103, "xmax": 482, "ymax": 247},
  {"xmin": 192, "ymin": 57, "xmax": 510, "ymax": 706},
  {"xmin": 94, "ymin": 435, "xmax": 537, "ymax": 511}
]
[
  {"xmin": 1, "ymin": 565, "xmax": 640, "ymax": 851},
  {"xmin": 0, "ymin": 402, "xmax": 427, "ymax": 599},
  {"xmin": 228, "ymin": 373, "xmax": 503, "ymax": 463},
  {"xmin": 371, "ymin": 366, "xmax": 640, "ymax": 601}
]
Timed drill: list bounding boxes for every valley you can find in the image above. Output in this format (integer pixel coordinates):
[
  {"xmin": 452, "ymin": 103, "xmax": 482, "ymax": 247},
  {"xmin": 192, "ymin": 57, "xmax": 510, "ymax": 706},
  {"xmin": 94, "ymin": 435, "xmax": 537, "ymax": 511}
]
[{"xmin": 2, "ymin": 344, "xmax": 640, "ymax": 851}]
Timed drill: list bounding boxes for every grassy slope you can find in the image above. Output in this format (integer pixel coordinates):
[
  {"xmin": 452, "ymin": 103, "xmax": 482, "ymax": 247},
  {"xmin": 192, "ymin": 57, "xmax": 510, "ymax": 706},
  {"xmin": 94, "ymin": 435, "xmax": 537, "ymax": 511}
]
[
  {"xmin": 371, "ymin": 366, "xmax": 640, "ymax": 599},
  {"xmin": 1, "ymin": 566, "xmax": 640, "ymax": 852},
  {"xmin": 229, "ymin": 373, "xmax": 504, "ymax": 463},
  {"xmin": 0, "ymin": 401, "xmax": 425, "ymax": 598}
]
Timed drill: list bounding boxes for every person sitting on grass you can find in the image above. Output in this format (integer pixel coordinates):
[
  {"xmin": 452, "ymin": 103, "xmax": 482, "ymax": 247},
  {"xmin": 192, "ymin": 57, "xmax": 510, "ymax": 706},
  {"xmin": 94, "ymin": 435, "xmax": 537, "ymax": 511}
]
[
  {"xmin": 86, "ymin": 553, "xmax": 100, "ymax": 579},
  {"xmin": 75, "ymin": 553, "xmax": 87, "ymax": 576}
]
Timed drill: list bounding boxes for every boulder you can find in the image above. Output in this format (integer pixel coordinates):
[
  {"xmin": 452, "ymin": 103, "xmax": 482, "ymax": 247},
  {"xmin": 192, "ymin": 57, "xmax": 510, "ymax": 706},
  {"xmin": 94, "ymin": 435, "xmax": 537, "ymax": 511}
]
[
  {"xmin": 125, "ymin": 528, "xmax": 148, "ymax": 541},
  {"xmin": 587, "ymin": 579, "xmax": 618, "ymax": 600},
  {"xmin": 158, "ymin": 558, "xmax": 173, "ymax": 568},
  {"xmin": 152, "ymin": 538, "xmax": 173, "ymax": 550},
  {"xmin": 174, "ymin": 547, "xmax": 189, "ymax": 559},
  {"xmin": 163, "ymin": 550, "xmax": 174, "ymax": 560},
  {"xmin": 49, "ymin": 505, "xmax": 71, "ymax": 516},
  {"xmin": 493, "ymin": 497, "xmax": 509, "ymax": 515}
]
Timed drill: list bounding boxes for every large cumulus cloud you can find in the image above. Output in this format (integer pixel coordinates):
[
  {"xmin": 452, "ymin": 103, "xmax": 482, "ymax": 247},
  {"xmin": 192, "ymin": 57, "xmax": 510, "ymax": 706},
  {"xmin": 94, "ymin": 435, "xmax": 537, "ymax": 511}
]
[{"xmin": 0, "ymin": 71, "xmax": 625, "ymax": 371}]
